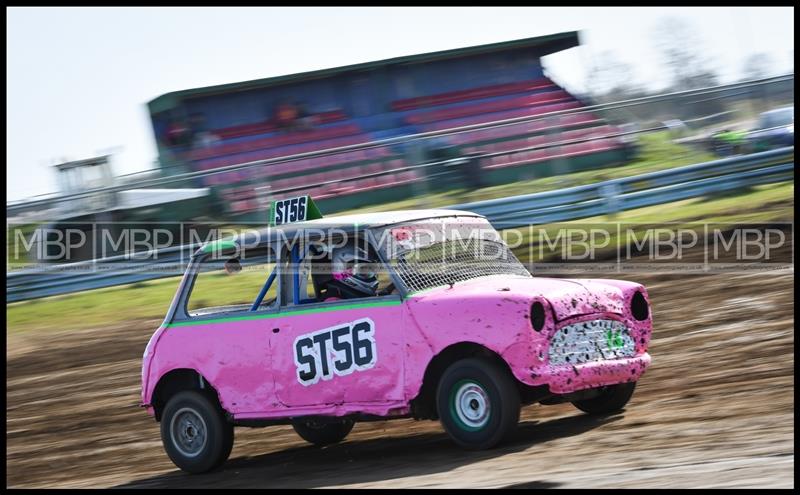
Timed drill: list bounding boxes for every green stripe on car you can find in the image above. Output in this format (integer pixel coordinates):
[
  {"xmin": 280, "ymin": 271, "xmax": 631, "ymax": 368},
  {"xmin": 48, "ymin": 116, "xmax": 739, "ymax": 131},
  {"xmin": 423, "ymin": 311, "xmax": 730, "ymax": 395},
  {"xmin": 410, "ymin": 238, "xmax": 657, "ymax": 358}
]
[{"xmin": 167, "ymin": 299, "xmax": 402, "ymax": 328}]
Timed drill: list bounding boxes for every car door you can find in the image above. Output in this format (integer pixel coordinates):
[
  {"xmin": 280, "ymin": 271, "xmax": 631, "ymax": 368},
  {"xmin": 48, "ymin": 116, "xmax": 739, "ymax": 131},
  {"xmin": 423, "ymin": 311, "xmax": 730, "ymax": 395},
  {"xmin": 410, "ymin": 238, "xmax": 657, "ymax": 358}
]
[
  {"xmin": 270, "ymin": 246, "xmax": 405, "ymax": 408},
  {"xmin": 271, "ymin": 297, "xmax": 405, "ymax": 408},
  {"xmin": 171, "ymin": 246, "xmax": 281, "ymax": 415}
]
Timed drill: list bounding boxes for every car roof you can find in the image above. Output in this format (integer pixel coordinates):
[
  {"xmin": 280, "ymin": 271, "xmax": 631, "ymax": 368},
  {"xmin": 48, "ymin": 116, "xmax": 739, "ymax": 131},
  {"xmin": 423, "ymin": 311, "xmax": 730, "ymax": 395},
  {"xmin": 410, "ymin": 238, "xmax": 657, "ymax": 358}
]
[
  {"xmin": 195, "ymin": 208, "xmax": 483, "ymax": 256},
  {"xmin": 303, "ymin": 208, "xmax": 482, "ymax": 227}
]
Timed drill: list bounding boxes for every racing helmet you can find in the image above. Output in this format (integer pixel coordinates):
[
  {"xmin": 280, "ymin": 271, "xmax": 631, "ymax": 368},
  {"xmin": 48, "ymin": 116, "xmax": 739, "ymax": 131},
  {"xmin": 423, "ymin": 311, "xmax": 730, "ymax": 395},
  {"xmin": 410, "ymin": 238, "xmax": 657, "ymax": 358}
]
[{"xmin": 329, "ymin": 242, "xmax": 379, "ymax": 297}]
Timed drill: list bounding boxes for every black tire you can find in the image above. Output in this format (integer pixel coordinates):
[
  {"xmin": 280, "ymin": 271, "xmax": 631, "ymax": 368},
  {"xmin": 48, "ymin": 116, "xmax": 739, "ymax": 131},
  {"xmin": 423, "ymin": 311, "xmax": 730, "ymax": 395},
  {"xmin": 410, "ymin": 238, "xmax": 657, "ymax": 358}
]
[
  {"xmin": 292, "ymin": 418, "xmax": 355, "ymax": 446},
  {"xmin": 436, "ymin": 357, "xmax": 520, "ymax": 450},
  {"xmin": 572, "ymin": 382, "xmax": 637, "ymax": 415},
  {"xmin": 218, "ymin": 420, "xmax": 235, "ymax": 466},
  {"xmin": 160, "ymin": 390, "xmax": 234, "ymax": 474}
]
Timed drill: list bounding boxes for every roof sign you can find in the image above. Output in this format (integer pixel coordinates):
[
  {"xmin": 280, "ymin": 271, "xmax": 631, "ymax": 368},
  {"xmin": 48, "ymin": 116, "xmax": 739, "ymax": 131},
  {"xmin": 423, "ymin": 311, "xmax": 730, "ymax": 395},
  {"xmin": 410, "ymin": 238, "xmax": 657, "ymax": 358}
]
[
  {"xmin": 202, "ymin": 238, "xmax": 237, "ymax": 253},
  {"xmin": 269, "ymin": 195, "xmax": 323, "ymax": 226}
]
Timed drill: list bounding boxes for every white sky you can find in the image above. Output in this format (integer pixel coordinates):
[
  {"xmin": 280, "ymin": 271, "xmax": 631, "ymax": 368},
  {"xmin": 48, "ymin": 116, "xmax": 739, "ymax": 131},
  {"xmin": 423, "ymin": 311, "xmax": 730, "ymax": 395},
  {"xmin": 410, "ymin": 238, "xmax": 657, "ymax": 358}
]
[{"xmin": 6, "ymin": 6, "xmax": 794, "ymax": 201}]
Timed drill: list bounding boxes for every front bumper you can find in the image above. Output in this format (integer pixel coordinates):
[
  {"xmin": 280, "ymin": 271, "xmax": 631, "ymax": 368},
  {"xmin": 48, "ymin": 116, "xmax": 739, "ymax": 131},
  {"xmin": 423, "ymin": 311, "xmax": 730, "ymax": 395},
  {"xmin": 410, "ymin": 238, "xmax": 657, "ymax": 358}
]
[{"xmin": 528, "ymin": 353, "xmax": 651, "ymax": 394}]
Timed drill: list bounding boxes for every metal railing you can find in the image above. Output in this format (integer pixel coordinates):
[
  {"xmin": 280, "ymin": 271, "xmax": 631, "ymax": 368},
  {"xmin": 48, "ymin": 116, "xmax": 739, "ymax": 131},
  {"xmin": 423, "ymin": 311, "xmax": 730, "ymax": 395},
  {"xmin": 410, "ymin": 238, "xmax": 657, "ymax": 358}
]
[
  {"xmin": 6, "ymin": 147, "xmax": 793, "ymax": 303},
  {"xmin": 449, "ymin": 147, "xmax": 794, "ymax": 228}
]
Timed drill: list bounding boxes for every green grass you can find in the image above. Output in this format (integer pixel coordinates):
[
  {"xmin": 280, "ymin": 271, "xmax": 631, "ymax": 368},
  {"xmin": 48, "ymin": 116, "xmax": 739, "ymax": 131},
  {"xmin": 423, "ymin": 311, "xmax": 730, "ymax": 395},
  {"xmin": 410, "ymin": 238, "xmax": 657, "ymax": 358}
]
[
  {"xmin": 7, "ymin": 181, "xmax": 792, "ymax": 335},
  {"xmin": 6, "ymin": 263, "xmax": 282, "ymax": 334},
  {"xmin": 7, "ymin": 275, "xmax": 184, "ymax": 333},
  {"xmin": 578, "ymin": 181, "xmax": 794, "ymax": 225},
  {"xmin": 506, "ymin": 182, "xmax": 794, "ymax": 262},
  {"xmin": 188, "ymin": 263, "xmax": 279, "ymax": 311}
]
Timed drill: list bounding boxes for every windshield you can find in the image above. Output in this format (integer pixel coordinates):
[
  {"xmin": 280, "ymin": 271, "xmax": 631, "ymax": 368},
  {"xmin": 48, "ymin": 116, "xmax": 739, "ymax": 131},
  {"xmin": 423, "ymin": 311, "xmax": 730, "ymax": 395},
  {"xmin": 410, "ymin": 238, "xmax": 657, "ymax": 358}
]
[
  {"xmin": 758, "ymin": 108, "xmax": 794, "ymax": 129},
  {"xmin": 373, "ymin": 216, "xmax": 531, "ymax": 293}
]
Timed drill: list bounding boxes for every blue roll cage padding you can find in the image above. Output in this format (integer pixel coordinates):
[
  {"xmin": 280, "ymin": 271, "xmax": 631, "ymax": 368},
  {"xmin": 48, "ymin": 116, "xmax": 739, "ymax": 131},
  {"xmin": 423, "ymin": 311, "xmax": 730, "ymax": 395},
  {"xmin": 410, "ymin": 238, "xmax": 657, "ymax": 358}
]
[
  {"xmin": 250, "ymin": 270, "xmax": 277, "ymax": 312},
  {"xmin": 291, "ymin": 244, "xmax": 301, "ymax": 305},
  {"xmin": 252, "ymin": 243, "xmax": 317, "ymax": 310}
]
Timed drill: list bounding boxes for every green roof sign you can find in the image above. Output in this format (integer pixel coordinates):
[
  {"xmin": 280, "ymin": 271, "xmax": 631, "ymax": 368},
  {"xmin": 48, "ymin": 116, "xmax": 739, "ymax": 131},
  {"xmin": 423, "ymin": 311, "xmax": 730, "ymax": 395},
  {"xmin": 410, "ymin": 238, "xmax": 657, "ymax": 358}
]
[
  {"xmin": 201, "ymin": 238, "xmax": 238, "ymax": 255},
  {"xmin": 269, "ymin": 195, "xmax": 323, "ymax": 226}
]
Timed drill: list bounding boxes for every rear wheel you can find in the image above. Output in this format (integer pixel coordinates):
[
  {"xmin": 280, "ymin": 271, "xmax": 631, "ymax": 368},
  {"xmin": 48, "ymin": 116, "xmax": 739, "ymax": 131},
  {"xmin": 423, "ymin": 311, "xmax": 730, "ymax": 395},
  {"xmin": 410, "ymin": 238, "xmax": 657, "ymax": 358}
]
[
  {"xmin": 572, "ymin": 382, "xmax": 637, "ymax": 414},
  {"xmin": 160, "ymin": 390, "xmax": 234, "ymax": 474},
  {"xmin": 292, "ymin": 418, "xmax": 355, "ymax": 446},
  {"xmin": 436, "ymin": 357, "xmax": 520, "ymax": 450}
]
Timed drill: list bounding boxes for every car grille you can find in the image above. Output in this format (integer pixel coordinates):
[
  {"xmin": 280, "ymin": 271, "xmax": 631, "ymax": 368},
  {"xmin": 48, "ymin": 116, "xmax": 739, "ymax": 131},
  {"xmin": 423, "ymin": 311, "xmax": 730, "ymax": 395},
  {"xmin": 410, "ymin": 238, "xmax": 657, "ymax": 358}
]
[{"xmin": 548, "ymin": 319, "xmax": 635, "ymax": 366}]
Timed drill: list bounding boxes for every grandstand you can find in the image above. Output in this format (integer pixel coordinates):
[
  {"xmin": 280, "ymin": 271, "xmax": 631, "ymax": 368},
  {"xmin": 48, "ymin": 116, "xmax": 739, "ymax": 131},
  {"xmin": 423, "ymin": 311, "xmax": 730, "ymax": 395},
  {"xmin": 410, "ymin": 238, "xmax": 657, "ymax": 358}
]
[{"xmin": 147, "ymin": 31, "xmax": 630, "ymax": 219}]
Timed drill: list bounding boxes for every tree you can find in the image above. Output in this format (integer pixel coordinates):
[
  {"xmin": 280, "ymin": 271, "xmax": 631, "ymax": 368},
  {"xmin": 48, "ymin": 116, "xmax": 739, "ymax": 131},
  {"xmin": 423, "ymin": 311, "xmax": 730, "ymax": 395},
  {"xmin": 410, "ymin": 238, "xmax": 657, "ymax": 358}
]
[
  {"xmin": 585, "ymin": 51, "xmax": 643, "ymax": 103},
  {"xmin": 652, "ymin": 17, "xmax": 721, "ymax": 92},
  {"xmin": 742, "ymin": 53, "xmax": 775, "ymax": 81}
]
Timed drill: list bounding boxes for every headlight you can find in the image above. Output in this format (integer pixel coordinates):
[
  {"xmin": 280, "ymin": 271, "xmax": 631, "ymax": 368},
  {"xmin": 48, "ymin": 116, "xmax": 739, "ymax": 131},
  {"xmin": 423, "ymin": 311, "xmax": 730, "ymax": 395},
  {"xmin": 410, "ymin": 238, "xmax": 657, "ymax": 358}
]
[
  {"xmin": 631, "ymin": 291, "xmax": 649, "ymax": 321},
  {"xmin": 530, "ymin": 301, "xmax": 546, "ymax": 331}
]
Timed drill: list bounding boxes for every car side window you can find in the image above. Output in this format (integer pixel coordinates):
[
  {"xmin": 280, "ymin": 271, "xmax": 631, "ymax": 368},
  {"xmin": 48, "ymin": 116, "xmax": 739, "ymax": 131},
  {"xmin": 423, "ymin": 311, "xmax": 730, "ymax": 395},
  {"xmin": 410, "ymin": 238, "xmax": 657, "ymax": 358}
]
[
  {"xmin": 283, "ymin": 236, "xmax": 396, "ymax": 306},
  {"xmin": 186, "ymin": 246, "xmax": 278, "ymax": 317}
]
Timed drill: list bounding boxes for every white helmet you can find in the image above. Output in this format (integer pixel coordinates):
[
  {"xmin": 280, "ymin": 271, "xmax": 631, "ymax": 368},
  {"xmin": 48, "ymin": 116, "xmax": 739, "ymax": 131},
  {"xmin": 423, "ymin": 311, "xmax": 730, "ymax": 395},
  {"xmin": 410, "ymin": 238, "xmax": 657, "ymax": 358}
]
[{"xmin": 329, "ymin": 242, "xmax": 379, "ymax": 297}]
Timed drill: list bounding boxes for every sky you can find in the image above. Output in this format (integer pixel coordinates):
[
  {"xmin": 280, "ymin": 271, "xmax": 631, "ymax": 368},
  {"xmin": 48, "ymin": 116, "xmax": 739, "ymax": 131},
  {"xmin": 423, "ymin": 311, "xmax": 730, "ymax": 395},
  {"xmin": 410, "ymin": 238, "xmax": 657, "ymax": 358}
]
[{"xmin": 6, "ymin": 6, "xmax": 795, "ymax": 201}]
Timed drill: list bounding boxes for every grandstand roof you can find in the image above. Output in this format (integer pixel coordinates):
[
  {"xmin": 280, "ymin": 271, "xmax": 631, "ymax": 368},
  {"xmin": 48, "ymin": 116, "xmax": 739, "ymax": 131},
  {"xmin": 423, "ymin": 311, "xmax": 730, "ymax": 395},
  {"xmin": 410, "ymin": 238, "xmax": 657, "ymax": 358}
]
[{"xmin": 149, "ymin": 31, "xmax": 579, "ymax": 114}]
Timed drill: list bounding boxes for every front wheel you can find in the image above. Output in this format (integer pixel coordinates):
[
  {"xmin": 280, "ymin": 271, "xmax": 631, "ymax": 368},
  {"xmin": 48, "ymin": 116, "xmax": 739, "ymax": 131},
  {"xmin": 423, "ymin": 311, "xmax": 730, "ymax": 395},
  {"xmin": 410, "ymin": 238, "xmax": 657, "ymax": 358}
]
[
  {"xmin": 292, "ymin": 418, "xmax": 355, "ymax": 446},
  {"xmin": 436, "ymin": 357, "xmax": 520, "ymax": 450},
  {"xmin": 160, "ymin": 390, "xmax": 234, "ymax": 474},
  {"xmin": 572, "ymin": 381, "xmax": 637, "ymax": 414}
]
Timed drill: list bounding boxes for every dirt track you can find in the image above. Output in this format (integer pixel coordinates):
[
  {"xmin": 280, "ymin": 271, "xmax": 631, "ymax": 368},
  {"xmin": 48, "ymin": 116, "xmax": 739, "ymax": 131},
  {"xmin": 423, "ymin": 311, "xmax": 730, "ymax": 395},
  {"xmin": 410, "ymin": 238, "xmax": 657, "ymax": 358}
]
[{"xmin": 6, "ymin": 270, "xmax": 794, "ymax": 488}]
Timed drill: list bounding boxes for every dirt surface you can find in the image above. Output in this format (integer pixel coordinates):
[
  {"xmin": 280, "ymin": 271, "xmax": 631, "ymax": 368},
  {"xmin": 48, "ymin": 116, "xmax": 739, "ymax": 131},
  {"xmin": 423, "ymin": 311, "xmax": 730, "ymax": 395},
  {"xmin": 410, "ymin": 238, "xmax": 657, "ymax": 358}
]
[{"xmin": 6, "ymin": 270, "xmax": 794, "ymax": 488}]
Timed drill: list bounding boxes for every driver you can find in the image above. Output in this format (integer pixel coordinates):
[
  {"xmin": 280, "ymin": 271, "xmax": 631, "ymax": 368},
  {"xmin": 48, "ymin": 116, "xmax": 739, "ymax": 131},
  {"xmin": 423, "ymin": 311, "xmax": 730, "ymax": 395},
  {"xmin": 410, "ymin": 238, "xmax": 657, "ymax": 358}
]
[{"xmin": 320, "ymin": 241, "xmax": 379, "ymax": 300}]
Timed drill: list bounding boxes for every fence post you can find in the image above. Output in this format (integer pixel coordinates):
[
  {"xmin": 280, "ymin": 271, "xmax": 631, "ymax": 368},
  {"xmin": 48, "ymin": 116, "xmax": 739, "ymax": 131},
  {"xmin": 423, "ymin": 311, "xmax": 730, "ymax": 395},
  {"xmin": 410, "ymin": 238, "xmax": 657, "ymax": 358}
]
[
  {"xmin": 406, "ymin": 140, "xmax": 429, "ymax": 207},
  {"xmin": 600, "ymin": 181, "xmax": 622, "ymax": 218}
]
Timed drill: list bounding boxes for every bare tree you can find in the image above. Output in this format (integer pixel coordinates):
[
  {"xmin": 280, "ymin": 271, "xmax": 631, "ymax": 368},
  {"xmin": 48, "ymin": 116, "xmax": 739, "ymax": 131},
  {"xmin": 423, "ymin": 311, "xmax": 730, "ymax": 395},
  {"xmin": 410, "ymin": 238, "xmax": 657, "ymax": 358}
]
[
  {"xmin": 742, "ymin": 53, "xmax": 775, "ymax": 81},
  {"xmin": 586, "ymin": 50, "xmax": 643, "ymax": 103},
  {"xmin": 653, "ymin": 17, "xmax": 720, "ymax": 92}
]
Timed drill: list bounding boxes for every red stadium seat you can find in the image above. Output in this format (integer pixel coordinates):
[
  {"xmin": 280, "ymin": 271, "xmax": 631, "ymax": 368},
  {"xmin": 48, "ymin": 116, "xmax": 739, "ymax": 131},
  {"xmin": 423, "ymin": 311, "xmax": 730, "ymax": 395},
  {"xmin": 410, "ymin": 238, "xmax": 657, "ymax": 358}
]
[
  {"xmin": 187, "ymin": 123, "xmax": 363, "ymax": 161},
  {"xmin": 391, "ymin": 79, "xmax": 554, "ymax": 111},
  {"xmin": 215, "ymin": 110, "xmax": 347, "ymax": 140},
  {"xmin": 405, "ymin": 90, "xmax": 571, "ymax": 125},
  {"xmin": 425, "ymin": 101, "xmax": 583, "ymax": 132},
  {"xmin": 451, "ymin": 113, "xmax": 603, "ymax": 146},
  {"xmin": 483, "ymin": 137, "xmax": 623, "ymax": 170}
]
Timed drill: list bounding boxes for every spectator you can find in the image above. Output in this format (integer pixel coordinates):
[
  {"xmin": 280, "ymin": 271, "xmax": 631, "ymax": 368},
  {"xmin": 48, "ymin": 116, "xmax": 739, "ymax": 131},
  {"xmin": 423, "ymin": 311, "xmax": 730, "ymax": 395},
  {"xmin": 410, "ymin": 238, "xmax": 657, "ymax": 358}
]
[
  {"xmin": 296, "ymin": 101, "xmax": 315, "ymax": 131},
  {"xmin": 188, "ymin": 113, "xmax": 207, "ymax": 134},
  {"xmin": 194, "ymin": 130, "xmax": 221, "ymax": 148},
  {"xmin": 274, "ymin": 101, "xmax": 299, "ymax": 132},
  {"xmin": 181, "ymin": 113, "xmax": 220, "ymax": 149},
  {"xmin": 166, "ymin": 120, "xmax": 191, "ymax": 147}
]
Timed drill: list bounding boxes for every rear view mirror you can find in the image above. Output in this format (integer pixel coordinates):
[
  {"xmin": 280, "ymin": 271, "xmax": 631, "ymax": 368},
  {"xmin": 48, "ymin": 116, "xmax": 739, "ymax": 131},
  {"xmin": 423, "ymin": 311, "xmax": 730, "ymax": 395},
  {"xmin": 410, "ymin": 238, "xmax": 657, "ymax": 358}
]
[{"xmin": 224, "ymin": 258, "xmax": 242, "ymax": 275}]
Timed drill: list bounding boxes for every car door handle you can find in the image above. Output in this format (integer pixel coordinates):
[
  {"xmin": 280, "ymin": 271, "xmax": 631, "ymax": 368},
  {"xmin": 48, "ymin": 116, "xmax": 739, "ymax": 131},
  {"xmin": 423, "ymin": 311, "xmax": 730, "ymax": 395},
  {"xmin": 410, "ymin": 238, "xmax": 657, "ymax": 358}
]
[{"xmin": 272, "ymin": 328, "xmax": 280, "ymax": 334}]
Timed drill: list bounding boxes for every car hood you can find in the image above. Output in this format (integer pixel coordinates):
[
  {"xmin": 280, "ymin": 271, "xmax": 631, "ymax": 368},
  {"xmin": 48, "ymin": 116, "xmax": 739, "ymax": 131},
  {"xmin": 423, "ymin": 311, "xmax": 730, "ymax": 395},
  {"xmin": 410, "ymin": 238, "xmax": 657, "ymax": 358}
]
[{"xmin": 406, "ymin": 275, "xmax": 640, "ymax": 322}]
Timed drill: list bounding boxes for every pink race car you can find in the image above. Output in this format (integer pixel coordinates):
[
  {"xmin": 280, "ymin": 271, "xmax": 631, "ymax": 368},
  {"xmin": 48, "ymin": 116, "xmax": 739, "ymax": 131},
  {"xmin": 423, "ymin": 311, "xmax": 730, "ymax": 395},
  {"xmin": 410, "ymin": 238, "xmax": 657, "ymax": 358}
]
[{"xmin": 141, "ymin": 206, "xmax": 652, "ymax": 473}]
